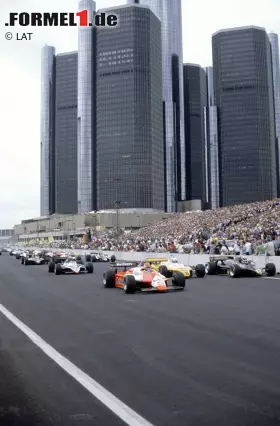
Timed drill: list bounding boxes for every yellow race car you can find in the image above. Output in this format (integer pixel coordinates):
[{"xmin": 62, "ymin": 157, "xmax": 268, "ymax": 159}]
[{"xmin": 141, "ymin": 256, "xmax": 205, "ymax": 279}]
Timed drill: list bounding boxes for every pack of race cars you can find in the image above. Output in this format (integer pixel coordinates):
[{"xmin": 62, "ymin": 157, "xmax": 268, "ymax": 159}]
[{"xmin": 3, "ymin": 247, "xmax": 278, "ymax": 294}]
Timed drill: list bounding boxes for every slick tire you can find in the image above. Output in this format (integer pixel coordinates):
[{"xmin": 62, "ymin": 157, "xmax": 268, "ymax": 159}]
[
  {"xmin": 124, "ymin": 275, "xmax": 136, "ymax": 294},
  {"xmin": 55, "ymin": 264, "xmax": 62, "ymax": 275},
  {"xmin": 265, "ymin": 263, "xmax": 276, "ymax": 277},
  {"xmin": 205, "ymin": 261, "xmax": 217, "ymax": 275},
  {"xmin": 195, "ymin": 264, "xmax": 205, "ymax": 278},
  {"xmin": 172, "ymin": 272, "xmax": 185, "ymax": 288},
  {"xmin": 229, "ymin": 264, "xmax": 241, "ymax": 278},
  {"xmin": 159, "ymin": 265, "xmax": 170, "ymax": 278},
  {"xmin": 85, "ymin": 255, "xmax": 91, "ymax": 262},
  {"xmin": 110, "ymin": 255, "xmax": 116, "ymax": 263},
  {"xmin": 48, "ymin": 261, "xmax": 55, "ymax": 273},
  {"xmin": 86, "ymin": 262, "xmax": 94, "ymax": 274},
  {"xmin": 103, "ymin": 270, "xmax": 115, "ymax": 288}
]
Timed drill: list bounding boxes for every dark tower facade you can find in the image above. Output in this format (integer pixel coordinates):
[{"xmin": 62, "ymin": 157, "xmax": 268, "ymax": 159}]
[
  {"xmin": 212, "ymin": 26, "xmax": 277, "ymax": 206},
  {"xmin": 55, "ymin": 52, "xmax": 78, "ymax": 214},
  {"xmin": 183, "ymin": 64, "xmax": 208, "ymax": 204},
  {"xmin": 96, "ymin": 4, "xmax": 165, "ymax": 211}
]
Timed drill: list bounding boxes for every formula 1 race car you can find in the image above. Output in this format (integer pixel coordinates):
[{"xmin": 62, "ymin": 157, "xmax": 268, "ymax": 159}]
[
  {"xmin": 103, "ymin": 261, "xmax": 186, "ymax": 294},
  {"xmin": 85, "ymin": 251, "xmax": 110, "ymax": 262},
  {"xmin": 205, "ymin": 255, "xmax": 276, "ymax": 278},
  {"xmin": 143, "ymin": 256, "xmax": 205, "ymax": 279},
  {"xmin": 22, "ymin": 251, "xmax": 48, "ymax": 265},
  {"xmin": 47, "ymin": 251, "xmax": 69, "ymax": 264},
  {"xmin": 48, "ymin": 256, "xmax": 94, "ymax": 275}
]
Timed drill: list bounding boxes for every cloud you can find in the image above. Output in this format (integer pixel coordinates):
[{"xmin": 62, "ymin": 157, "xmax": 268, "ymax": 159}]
[{"xmin": 0, "ymin": 0, "xmax": 279, "ymax": 228}]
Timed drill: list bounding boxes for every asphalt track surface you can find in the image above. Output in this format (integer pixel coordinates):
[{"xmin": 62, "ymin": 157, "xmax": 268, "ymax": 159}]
[{"xmin": 0, "ymin": 255, "xmax": 280, "ymax": 426}]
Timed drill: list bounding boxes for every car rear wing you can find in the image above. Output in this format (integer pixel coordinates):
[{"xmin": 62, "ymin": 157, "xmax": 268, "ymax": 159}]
[
  {"xmin": 209, "ymin": 255, "xmax": 236, "ymax": 261},
  {"xmin": 144, "ymin": 258, "xmax": 168, "ymax": 264},
  {"xmin": 110, "ymin": 261, "xmax": 139, "ymax": 269}
]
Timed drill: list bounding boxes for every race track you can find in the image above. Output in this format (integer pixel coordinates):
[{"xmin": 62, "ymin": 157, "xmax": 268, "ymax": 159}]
[{"xmin": 1, "ymin": 254, "xmax": 280, "ymax": 426}]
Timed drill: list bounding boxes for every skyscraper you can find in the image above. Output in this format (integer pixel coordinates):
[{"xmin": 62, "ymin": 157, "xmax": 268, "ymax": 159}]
[
  {"xmin": 96, "ymin": 4, "xmax": 165, "ymax": 211},
  {"xmin": 40, "ymin": 48, "xmax": 78, "ymax": 215},
  {"xmin": 77, "ymin": 0, "xmax": 96, "ymax": 214},
  {"xmin": 183, "ymin": 64, "xmax": 208, "ymax": 204},
  {"xmin": 205, "ymin": 66, "xmax": 220, "ymax": 209},
  {"xmin": 40, "ymin": 45, "xmax": 55, "ymax": 216},
  {"xmin": 55, "ymin": 52, "xmax": 78, "ymax": 214},
  {"xmin": 268, "ymin": 32, "xmax": 280, "ymax": 192},
  {"xmin": 213, "ymin": 26, "xmax": 277, "ymax": 206},
  {"xmin": 127, "ymin": 0, "xmax": 186, "ymax": 212}
]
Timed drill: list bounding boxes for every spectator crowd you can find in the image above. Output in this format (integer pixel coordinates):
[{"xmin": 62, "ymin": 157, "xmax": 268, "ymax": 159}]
[{"xmin": 23, "ymin": 199, "xmax": 280, "ymax": 256}]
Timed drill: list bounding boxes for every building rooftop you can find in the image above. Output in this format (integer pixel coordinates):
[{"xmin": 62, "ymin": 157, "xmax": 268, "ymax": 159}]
[
  {"xmin": 212, "ymin": 25, "xmax": 266, "ymax": 37},
  {"xmin": 97, "ymin": 3, "xmax": 151, "ymax": 13}
]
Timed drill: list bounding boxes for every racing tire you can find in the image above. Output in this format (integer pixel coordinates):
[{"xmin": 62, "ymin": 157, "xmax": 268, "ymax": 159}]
[
  {"xmin": 48, "ymin": 262, "xmax": 55, "ymax": 273},
  {"xmin": 16, "ymin": 254, "xmax": 20, "ymax": 260},
  {"xmin": 103, "ymin": 270, "xmax": 115, "ymax": 288},
  {"xmin": 21, "ymin": 257, "xmax": 24, "ymax": 265},
  {"xmin": 76, "ymin": 255, "xmax": 82, "ymax": 261},
  {"xmin": 10, "ymin": 252, "xmax": 13, "ymax": 256},
  {"xmin": 159, "ymin": 265, "xmax": 170, "ymax": 278},
  {"xmin": 205, "ymin": 261, "xmax": 217, "ymax": 275},
  {"xmin": 265, "ymin": 263, "xmax": 276, "ymax": 277},
  {"xmin": 110, "ymin": 255, "xmax": 116, "ymax": 263},
  {"xmin": 24, "ymin": 258, "xmax": 29, "ymax": 265},
  {"xmin": 172, "ymin": 272, "xmax": 185, "ymax": 288},
  {"xmin": 195, "ymin": 264, "xmax": 205, "ymax": 278},
  {"xmin": 124, "ymin": 275, "xmax": 136, "ymax": 294},
  {"xmin": 86, "ymin": 262, "xmax": 94, "ymax": 274},
  {"xmin": 55, "ymin": 264, "xmax": 62, "ymax": 275},
  {"xmin": 229, "ymin": 264, "xmax": 241, "ymax": 278},
  {"xmin": 85, "ymin": 255, "xmax": 91, "ymax": 262}
]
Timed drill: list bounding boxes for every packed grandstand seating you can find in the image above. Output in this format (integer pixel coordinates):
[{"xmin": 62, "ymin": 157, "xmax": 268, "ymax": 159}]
[{"xmin": 22, "ymin": 198, "xmax": 280, "ymax": 255}]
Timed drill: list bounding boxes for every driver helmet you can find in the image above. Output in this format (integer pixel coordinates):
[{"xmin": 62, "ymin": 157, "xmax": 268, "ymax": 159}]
[
  {"xmin": 241, "ymin": 256, "xmax": 248, "ymax": 264},
  {"xmin": 143, "ymin": 262, "xmax": 151, "ymax": 268}
]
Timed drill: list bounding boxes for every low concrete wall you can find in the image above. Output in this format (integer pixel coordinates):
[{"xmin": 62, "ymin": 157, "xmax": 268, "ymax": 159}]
[{"xmin": 28, "ymin": 248, "xmax": 280, "ymax": 273}]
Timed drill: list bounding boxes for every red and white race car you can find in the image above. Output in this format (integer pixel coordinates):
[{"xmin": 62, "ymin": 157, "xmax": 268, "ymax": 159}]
[{"xmin": 103, "ymin": 261, "xmax": 185, "ymax": 294}]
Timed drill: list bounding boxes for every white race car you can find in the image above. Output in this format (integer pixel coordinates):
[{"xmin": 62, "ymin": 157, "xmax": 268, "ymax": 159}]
[
  {"xmin": 49, "ymin": 256, "xmax": 94, "ymax": 275},
  {"xmin": 22, "ymin": 251, "xmax": 48, "ymax": 265}
]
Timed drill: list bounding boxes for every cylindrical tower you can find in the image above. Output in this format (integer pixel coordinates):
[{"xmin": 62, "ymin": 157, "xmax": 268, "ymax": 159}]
[
  {"xmin": 205, "ymin": 66, "xmax": 220, "ymax": 209},
  {"xmin": 40, "ymin": 45, "xmax": 55, "ymax": 216},
  {"xmin": 268, "ymin": 33, "xmax": 280, "ymax": 155},
  {"xmin": 78, "ymin": 0, "xmax": 96, "ymax": 213}
]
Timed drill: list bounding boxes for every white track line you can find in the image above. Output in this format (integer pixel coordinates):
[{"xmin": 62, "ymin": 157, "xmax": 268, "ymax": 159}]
[
  {"xmin": 0, "ymin": 303, "xmax": 154, "ymax": 426},
  {"xmin": 263, "ymin": 277, "xmax": 280, "ymax": 280}
]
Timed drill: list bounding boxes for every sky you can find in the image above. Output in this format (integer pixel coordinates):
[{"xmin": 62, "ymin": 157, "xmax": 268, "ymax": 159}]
[{"xmin": 0, "ymin": 0, "xmax": 279, "ymax": 228}]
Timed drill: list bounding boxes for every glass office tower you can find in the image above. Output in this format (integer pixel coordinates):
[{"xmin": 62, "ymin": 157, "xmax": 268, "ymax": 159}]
[
  {"xmin": 213, "ymin": 26, "xmax": 277, "ymax": 206},
  {"xmin": 206, "ymin": 66, "xmax": 220, "ymax": 209},
  {"xmin": 183, "ymin": 64, "xmax": 208, "ymax": 204},
  {"xmin": 55, "ymin": 52, "xmax": 78, "ymax": 214},
  {"xmin": 268, "ymin": 32, "xmax": 280, "ymax": 193},
  {"xmin": 127, "ymin": 0, "xmax": 186, "ymax": 212},
  {"xmin": 40, "ymin": 45, "xmax": 55, "ymax": 216},
  {"xmin": 96, "ymin": 4, "xmax": 165, "ymax": 211},
  {"xmin": 77, "ymin": 0, "xmax": 96, "ymax": 213}
]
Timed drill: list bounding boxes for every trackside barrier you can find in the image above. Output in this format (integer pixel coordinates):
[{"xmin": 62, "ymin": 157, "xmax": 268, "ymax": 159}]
[{"xmin": 27, "ymin": 248, "xmax": 280, "ymax": 273}]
